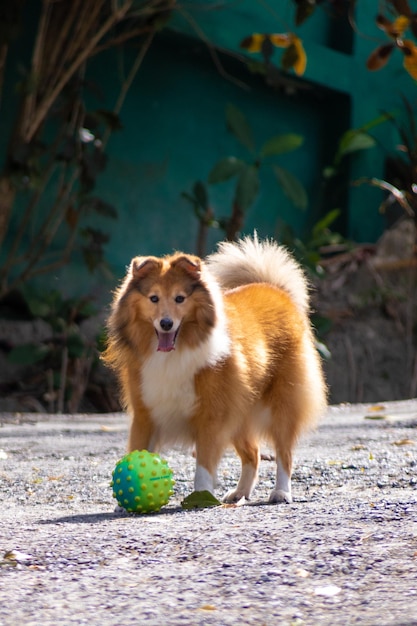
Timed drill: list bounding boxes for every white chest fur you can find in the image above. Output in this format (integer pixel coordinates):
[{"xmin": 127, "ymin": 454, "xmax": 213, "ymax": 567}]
[
  {"xmin": 141, "ymin": 348, "xmax": 199, "ymax": 430},
  {"xmin": 140, "ymin": 325, "xmax": 230, "ymax": 444}
]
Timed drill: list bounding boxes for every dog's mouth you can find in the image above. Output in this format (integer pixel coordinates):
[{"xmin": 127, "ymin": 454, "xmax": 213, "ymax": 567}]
[{"xmin": 156, "ymin": 327, "xmax": 180, "ymax": 352}]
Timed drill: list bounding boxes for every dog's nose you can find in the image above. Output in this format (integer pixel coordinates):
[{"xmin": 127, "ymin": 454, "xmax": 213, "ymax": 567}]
[{"xmin": 160, "ymin": 317, "xmax": 174, "ymax": 331}]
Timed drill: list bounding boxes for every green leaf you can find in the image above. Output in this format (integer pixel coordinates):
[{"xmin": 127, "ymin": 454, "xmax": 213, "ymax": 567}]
[
  {"xmin": 273, "ymin": 165, "xmax": 308, "ymax": 210},
  {"xmin": 311, "ymin": 313, "xmax": 333, "ymax": 338},
  {"xmin": 208, "ymin": 157, "xmax": 245, "ymax": 183},
  {"xmin": 26, "ymin": 298, "xmax": 52, "ymax": 319},
  {"xmin": 296, "ymin": 0, "xmax": 316, "ymax": 25},
  {"xmin": 322, "ymin": 166, "xmax": 336, "ymax": 179},
  {"xmin": 181, "ymin": 191, "xmax": 196, "ymax": 204},
  {"xmin": 193, "ymin": 181, "xmax": 208, "ymax": 210},
  {"xmin": 225, "ymin": 103, "xmax": 255, "ymax": 153},
  {"xmin": 67, "ymin": 332, "xmax": 86, "ymax": 358},
  {"xmin": 181, "ymin": 490, "xmax": 222, "ymax": 510},
  {"xmin": 361, "ymin": 112, "xmax": 392, "ymax": 132},
  {"xmin": 234, "ymin": 165, "xmax": 260, "ymax": 211},
  {"xmin": 72, "ymin": 299, "xmax": 97, "ymax": 320},
  {"xmin": 312, "ymin": 209, "xmax": 341, "ymax": 238},
  {"xmin": 7, "ymin": 343, "xmax": 49, "ymax": 366},
  {"xmin": 20, "ymin": 286, "xmax": 58, "ymax": 319},
  {"xmin": 260, "ymin": 133, "xmax": 303, "ymax": 158},
  {"xmin": 335, "ymin": 130, "xmax": 376, "ymax": 165}
]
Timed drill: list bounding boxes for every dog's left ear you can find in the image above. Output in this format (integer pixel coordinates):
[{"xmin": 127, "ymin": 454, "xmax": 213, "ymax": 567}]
[
  {"xmin": 171, "ymin": 255, "xmax": 202, "ymax": 278},
  {"xmin": 130, "ymin": 256, "xmax": 160, "ymax": 279}
]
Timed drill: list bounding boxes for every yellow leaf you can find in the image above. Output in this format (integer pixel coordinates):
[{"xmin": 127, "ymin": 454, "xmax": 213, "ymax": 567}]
[
  {"xmin": 240, "ymin": 33, "xmax": 265, "ymax": 53},
  {"xmin": 402, "ymin": 39, "xmax": 417, "ymax": 79},
  {"xmin": 391, "ymin": 15, "xmax": 410, "ymax": 37},
  {"xmin": 270, "ymin": 33, "xmax": 292, "ymax": 48},
  {"xmin": 199, "ymin": 605, "xmax": 216, "ymax": 611},
  {"xmin": 392, "ymin": 439, "xmax": 415, "ymax": 446},
  {"xmin": 376, "ymin": 14, "xmax": 409, "ymax": 38},
  {"xmin": 292, "ymin": 36, "xmax": 307, "ymax": 75}
]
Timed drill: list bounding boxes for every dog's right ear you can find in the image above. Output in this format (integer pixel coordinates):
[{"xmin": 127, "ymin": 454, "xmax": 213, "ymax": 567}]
[{"xmin": 130, "ymin": 257, "xmax": 160, "ymax": 279}]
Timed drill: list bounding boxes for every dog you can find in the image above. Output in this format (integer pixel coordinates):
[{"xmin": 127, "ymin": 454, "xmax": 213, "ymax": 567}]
[{"xmin": 103, "ymin": 235, "xmax": 327, "ymax": 504}]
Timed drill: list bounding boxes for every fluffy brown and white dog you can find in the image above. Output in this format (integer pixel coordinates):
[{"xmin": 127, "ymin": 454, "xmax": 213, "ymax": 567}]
[{"xmin": 103, "ymin": 235, "xmax": 327, "ymax": 504}]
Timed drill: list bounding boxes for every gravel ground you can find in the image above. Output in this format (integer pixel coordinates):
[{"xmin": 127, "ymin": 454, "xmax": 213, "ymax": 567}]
[{"xmin": 1, "ymin": 401, "xmax": 417, "ymax": 626}]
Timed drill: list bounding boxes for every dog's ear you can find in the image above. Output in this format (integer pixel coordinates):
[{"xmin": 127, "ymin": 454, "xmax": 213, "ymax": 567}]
[
  {"xmin": 171, "ymin": 255, "xmax": 202, "ymax": 278},
  {"xmin": 130, "ymin": 257, "xmax": 161, "ymax": 279}
]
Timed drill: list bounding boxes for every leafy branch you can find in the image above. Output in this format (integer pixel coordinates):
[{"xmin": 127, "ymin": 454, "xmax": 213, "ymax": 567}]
[{"xmin": 183, "ymin": 103, "xmax": 307, "ymax": 255}]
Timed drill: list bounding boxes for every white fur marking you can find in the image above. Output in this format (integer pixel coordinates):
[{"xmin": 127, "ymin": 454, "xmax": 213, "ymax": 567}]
[
  {"xmin": 194, "ymin": 465, "xmax": 215, "ymax": 493},
  {"xmin": 140, "ymin": 321, "xmax": 230, "ymax": 446},
  {"xmin": 206, "ymin": 233, "xmax": 310, "ymax": 313},
  {"xmin": 275, "ymin": 456, "xmax": 291, "ymax": 493},
  {"xmin": 269, "ymin": 456, "xmax": 292, "ymax": 503}
]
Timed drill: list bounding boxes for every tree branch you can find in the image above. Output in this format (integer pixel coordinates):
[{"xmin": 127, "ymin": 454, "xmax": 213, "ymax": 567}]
[{"xmin": 23, "ymin": 0, "xmax": 134, "ymax": 143}]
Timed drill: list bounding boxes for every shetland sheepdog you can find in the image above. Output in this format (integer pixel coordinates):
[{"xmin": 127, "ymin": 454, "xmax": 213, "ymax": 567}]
[{"xmin": 104, "ymin": 235, "xmax": 327, "ymax": 504}]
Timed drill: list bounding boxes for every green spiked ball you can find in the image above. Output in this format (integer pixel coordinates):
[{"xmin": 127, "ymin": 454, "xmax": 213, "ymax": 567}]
[{"xmin": 111, "ymin": 450, "xmax": 174, "ymax": 513}]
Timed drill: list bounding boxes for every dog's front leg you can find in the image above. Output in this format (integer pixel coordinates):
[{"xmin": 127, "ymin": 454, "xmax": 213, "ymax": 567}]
[
  {"xmin": 125, "ymin": 369, "xmax": 158, "ymax": 453},
  {"xmin": 194, "ymin": 464, "xmax": 216, "ymax": 493},
  {"xmin": 193, "ymin": 434, "xmax": 222, "ymax": 495},
  {"xmin": 127, "ymin": 407, "xmax": 157, "ymax": 453}
]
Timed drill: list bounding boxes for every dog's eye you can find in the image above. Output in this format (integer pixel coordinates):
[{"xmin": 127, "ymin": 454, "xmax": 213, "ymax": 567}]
[
  {"xmin": 175, "ymin": 295, "xmax": 185, "ymax": 304},
  {"xmin": 149, "ymin": 295, "xmax": 159, "ymax": 303}
]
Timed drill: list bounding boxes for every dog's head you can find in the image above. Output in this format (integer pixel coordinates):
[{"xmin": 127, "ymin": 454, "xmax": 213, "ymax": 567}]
[{"xmin": 114, "ymin": 253, "xmax": 216, "ymax": 353}]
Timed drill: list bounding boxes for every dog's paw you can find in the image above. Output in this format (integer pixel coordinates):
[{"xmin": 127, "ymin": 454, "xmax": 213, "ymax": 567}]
[
  {"xmin": 268, "ymin": 489, "xmax": 292, "ymax": 504},
  {"xmin": 222, "ymin": 488, "xmax": 249, "ymax": 504},
  {"xmin": 114, "ymin": 504, "xmax": 127, "ymax": 514}
]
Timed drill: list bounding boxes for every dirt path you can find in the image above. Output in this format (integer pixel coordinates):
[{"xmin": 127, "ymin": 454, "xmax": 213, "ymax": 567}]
[{"xmin": 1, "ymin": 401, "xmax": 417, "ymax": 625}]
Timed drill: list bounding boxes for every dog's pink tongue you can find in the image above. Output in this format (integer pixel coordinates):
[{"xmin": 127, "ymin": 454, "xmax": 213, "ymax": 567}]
[{"xmin": 157, "ymin": 331, "xmax": 176, "ymax": 352}]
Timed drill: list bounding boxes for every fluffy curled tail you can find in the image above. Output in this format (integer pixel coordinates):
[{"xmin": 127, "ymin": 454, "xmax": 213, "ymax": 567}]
[{"xmin": 206, "ymin": 234, "xmax": 310, "ymax": 313}]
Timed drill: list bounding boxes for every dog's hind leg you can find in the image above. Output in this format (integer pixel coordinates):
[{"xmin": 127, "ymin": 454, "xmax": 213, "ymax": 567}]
[
  {"xmin": 267, "ymin": 396, "xmax": 302, "ymax": 504},
  {"xmin": 223, "ymin": 438, "xmax": 260, "ymax": 503}
]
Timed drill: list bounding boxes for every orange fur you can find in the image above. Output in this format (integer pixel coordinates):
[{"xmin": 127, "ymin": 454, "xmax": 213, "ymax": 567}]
[{"xmin": 103, "ymin": 235, "xmax": 327, "ymax": 504}]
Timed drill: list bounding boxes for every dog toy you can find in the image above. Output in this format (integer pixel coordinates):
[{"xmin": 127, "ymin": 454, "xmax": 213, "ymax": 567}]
[{"xmin": 111, "ymin": 450, "xmax": 174, "ymax": 513}]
